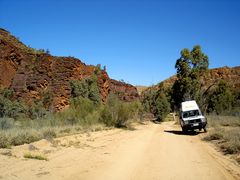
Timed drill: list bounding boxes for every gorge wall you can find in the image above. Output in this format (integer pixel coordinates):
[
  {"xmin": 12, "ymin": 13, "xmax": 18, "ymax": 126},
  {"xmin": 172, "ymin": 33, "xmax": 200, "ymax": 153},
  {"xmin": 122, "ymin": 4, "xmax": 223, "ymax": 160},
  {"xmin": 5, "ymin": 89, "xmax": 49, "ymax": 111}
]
[{"xmin": 0, "ymin": 28, "xmax": 139, "ymax": 111}]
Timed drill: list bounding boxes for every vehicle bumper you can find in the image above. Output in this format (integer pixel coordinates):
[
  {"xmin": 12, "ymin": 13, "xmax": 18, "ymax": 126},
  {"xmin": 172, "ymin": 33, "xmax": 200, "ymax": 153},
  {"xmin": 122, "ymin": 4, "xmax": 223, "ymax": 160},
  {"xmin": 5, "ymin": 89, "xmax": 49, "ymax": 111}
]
[{"xmin": 181, "ymin": 122, "xmax": 207, "ymax": 130}]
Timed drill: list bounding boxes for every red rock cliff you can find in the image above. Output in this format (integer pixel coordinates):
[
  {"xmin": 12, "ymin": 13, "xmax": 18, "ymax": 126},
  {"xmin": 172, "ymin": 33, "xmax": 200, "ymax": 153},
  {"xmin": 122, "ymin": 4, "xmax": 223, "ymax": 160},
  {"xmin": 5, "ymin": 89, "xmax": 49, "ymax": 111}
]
[
  {"xmin": 110, "ymin": 79, "xmax": 139, "ymax": 101},
  {"xmin": 0, "ymin": 28, "xmax": 139, "ymax": 111}
]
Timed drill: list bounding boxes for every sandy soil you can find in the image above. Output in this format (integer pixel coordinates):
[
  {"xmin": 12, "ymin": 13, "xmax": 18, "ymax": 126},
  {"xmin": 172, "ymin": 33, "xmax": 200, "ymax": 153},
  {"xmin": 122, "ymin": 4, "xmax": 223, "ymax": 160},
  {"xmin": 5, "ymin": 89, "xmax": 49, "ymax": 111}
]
[{"xmin": 0, "ymin": 121, "xmax": 239, "ymax": 180}]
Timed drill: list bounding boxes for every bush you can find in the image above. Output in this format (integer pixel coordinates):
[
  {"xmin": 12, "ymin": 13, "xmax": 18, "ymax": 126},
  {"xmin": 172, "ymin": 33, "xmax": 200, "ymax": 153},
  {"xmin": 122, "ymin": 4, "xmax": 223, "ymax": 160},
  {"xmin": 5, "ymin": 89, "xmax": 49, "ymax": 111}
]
[
  {"xmin": 100, "ymin": 106, "xmax": 114, "ymax": 126},
  {"xmin": 0, "ymin": 132, "xmax": 10, "ymax": 148},
  {"xmin": 0, "ymin": 118, "xmax": 14, "ymax": 130},
  {"xmin": 116, "ymin": 104, "xmax": 133, "ymax": 127},
  {"xmin": 0, "ymin": 88, "xmax": 26, "ymax": 119},
  {"xmin": 142, "ymin": 84, "xmax": 170, "ymax": 121},
  {"xmin": 70, "ymin": 75, "xmax": 101, "ymax": 104},
  {"xmin": 10, "ymin": 129, "xmax": 42, "ymax": 146},
  {"xmin": 0, "ymin": 97, "xmax": 26, "ymax": 119},
  {"xmin": 41, "ymin": 89, "xmax": 53, "ymax": 109},
  {"xmin": 28, "ymin": 102, "xmax": 47, "ymax": 119},
  {"xmin": 100, "ymin": 94, "xmax": 141, "ymax": 127},
  {"xmin": 53, "ymin": 97, "xmax": 100, "ymax": 127},
  {"xmin": 207, "ymin": 80, "xmax": 234, "ymax": 114}
]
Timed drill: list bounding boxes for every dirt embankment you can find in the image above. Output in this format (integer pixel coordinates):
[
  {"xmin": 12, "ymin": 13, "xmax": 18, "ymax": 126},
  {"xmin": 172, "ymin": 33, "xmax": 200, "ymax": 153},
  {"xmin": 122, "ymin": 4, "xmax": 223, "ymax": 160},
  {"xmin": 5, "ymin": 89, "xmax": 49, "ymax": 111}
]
[{"xmin": 1, "ymin": 121, "xmax": 240, "ymax": 180}]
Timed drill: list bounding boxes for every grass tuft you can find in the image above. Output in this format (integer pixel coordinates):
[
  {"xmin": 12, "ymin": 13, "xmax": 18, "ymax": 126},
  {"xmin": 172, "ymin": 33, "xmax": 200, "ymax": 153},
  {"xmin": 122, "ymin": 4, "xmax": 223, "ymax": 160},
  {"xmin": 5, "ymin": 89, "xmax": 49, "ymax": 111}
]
[
  {"xmin": 203, "ymin": 132, "xmax": 224, "ymax": 141},
  {"xmin": 24, "ymin": 153, "xmax": 48, "ymax": 161},
  {"xmin": 43, "ymin": 128, "xmax": 57, "ymax": 140}
]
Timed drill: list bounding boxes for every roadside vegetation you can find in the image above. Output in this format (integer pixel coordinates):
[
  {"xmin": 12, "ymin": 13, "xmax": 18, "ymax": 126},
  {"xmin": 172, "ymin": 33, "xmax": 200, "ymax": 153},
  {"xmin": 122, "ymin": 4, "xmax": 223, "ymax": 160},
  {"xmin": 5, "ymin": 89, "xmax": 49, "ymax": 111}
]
[
  {"xmin": 0, "ymin": 67, "xmax": 143, "ymax": 148},
  {"xmin": 203, "ymin": 116, "xmax": 240, "ymax": 163},
  {"xmin": 142, "ymin": 45, "xmax": 240, "ymax": 162},
  {"xmin": 1, "ymin": 43, "xmax": 239, "ymax": 165}
]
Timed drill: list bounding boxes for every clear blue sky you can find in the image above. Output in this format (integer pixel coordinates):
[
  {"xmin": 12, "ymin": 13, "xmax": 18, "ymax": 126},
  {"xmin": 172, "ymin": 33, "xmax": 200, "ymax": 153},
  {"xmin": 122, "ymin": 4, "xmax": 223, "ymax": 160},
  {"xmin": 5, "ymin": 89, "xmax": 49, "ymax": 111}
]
[{"xmin": 0, "ymin": 0, "xmax": 239, "ymax": 86}]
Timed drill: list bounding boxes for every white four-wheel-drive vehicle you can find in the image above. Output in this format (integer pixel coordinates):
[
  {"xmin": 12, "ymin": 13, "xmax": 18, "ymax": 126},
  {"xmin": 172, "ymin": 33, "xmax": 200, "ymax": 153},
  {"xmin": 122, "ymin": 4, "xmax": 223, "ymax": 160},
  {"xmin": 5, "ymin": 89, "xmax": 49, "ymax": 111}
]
[{"xmin": 180, "ymin": 100, "xmax": 207, "ymax": 132}]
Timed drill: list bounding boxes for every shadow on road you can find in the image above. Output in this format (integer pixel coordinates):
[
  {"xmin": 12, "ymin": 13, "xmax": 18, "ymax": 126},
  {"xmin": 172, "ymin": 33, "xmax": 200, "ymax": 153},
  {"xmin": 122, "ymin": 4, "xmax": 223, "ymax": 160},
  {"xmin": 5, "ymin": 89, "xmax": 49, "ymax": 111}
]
[
  {"xmin": 152, "ymin": 120, "xmax": 162, "ymax": 124},
  {"xmin": 164, "ymin": 130, "xmax": 204, "ymax": 136}
]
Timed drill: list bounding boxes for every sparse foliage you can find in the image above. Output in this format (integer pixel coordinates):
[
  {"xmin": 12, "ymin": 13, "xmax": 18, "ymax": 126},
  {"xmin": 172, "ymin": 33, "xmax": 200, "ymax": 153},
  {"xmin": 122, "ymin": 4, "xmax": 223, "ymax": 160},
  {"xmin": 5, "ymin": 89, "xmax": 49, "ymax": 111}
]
[
  {"xmin": 0, "ymin": 88, "xmax": 26, "ymax": 118},
  {"xmin": 70, "ymin": 75, "xmax": 101, "ymax": 104},
  {"xmin": 100, "ymin": 94, "xmax": 142, "ymax": 127},
  {"xmin": 142, "ymin": 83, "xmax": 170, "ymax": 121},
  {"xmin": 172, "ymin": 45, "xmax": 209, "ymax": 108},
  {"xmin": 207, "ymin": 80, "xmax": 234, "ymax": 114}
]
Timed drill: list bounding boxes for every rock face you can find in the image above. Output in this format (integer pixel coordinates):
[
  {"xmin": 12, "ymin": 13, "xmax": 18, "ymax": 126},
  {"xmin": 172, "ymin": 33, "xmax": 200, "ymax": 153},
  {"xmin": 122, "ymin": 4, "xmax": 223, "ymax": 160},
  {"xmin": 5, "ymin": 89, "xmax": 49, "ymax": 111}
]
[
  {"xmin": 162, "ymin": 66, "xmax": 240, "ymax": 89},
  {"xmin": 203, "ymin": 66, "xmax": 240, "ymax": 89},
  {"xmin": 143, "ymin": 66, "xmax": 240, "ymax": 95},
  {"xmin": 110, "ymin": 79, "xmax": 139, "ymax": 101},
  {"xmin": 0, "ymin": 28, "xmax": 139, "ymax": 111}
]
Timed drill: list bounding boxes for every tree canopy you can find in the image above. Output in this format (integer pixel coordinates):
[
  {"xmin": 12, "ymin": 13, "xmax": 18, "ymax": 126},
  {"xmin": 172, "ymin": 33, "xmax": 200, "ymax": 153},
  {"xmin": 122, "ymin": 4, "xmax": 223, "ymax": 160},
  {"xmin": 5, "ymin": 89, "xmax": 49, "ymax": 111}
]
[{"xmin": 172, "ymin": 45, "xmax": 209, "ymax": 108}]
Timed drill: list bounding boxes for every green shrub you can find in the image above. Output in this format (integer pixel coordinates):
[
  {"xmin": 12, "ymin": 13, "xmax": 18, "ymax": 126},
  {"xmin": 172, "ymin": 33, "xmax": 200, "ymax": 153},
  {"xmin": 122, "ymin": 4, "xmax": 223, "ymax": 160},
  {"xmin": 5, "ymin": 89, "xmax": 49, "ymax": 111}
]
[
  {"xmin": 0, "ymin": 98, "xmax": 26, "ymax": 119},
  {"xmin": 0, "ymin": 132, "xmax": 10, "ymax": 148},
  {"xmin": 100, "ymin": 94, "xmax": 141, "ymax": 127},
  {"xmin": 100, "ymin": 106, "xmax": 114, "ymax": 126},
  {"xmin": 41, "ymin": 89, "xmax": 53, "ymax": 109},
  {"xmin": 142, "ymin": 84, "xmax": 170, "ymax": 121},
  {"xmin": 0, "ymin": 118, "xmax": 14, "ymax": 130},
  {"xmin": 10, "ymin": 130, "xmax": 42, "ymax": 146},
  {"xmin": 28, "ymin": 101, "xmax": 47, "ymax": 119},
  {"xmin": 54, "ymin": 97, "xmax": 100, "ymax": 127},
  {"xmin": 84, "ymin": 110, "xmax": 101, "ymax": 126},
  {"xmin": 116, "ymin": 104, "xmax": 132, "ymax": 127},
  {"xmin": 0, "ymin": 88, "xmax": 27, "ymax": 119},
  {"xmin": 70, "ymin": 75, "xmax": 101, "ymax": 104},
  {"xmin": 207, "ymin": 80, "xmax": 234, "ymax": 114}
]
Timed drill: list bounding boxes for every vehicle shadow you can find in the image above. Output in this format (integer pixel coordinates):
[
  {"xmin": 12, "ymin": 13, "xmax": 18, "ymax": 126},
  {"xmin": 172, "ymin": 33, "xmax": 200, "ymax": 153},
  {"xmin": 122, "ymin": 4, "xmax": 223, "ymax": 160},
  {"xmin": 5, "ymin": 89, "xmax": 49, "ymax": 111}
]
[{"xmin": 164, "ymin": 130, "xmax": 204, "ymax": 136}]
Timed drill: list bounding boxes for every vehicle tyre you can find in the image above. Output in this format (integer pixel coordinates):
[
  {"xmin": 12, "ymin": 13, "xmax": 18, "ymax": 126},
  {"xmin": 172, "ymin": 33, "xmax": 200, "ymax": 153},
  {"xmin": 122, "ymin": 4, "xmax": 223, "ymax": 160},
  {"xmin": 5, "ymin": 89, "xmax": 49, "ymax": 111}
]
[
  {"xmin": 203, "ymin": 127, "xmax": 207, "ymax": 132},
  {"xmin": 182, "ymin": 127, "xmax": 187, "ymax": 133}
]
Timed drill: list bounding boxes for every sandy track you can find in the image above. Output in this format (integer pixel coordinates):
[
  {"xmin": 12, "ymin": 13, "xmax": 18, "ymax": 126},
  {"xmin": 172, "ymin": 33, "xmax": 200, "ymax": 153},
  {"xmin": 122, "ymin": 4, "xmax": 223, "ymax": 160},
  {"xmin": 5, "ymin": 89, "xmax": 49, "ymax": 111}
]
[{"xmin": 0, "ymin": 121, "xmax": 239, "ymax": 180}]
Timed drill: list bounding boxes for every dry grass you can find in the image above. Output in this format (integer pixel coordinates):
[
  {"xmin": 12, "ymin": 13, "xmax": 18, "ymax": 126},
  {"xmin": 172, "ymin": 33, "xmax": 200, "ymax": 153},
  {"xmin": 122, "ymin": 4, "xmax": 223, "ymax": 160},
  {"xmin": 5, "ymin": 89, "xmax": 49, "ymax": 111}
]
[
  {"xmin": 203, "ymin": 115, "xmax": 240, "ymax": 161},
  {"xmin": 0, "ymin": 124, "xmax": 108, "ymax": 148},
  {"xmin": 164, "ymin": 113, "xmax": 175, "ymax": 122},
  {"xmin": 0, "ymin": 94, "xmax": 142, "ymax": 149}
]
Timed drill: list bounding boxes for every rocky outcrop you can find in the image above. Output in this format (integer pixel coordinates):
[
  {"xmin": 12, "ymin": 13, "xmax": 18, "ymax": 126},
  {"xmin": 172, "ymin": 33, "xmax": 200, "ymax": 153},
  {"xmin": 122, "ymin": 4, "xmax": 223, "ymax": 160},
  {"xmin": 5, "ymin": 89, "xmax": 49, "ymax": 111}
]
[
  {"xmin": 0, "ymin": 28, "xmax": 139, "ymax": 111},
  {"xmin": 203, "ymin": 66, "xmax": 240, "ymax": 89},
  {"xmin": 143, "ymin": 66, "xmax": 240, "ymax": 95},
  {"xmin": 110, "ymin": 79, "xmax": 139, "ymax": 101},
  {"xmin": 162, "ymin": 66, "xmax": 240, "ymax": 89}
]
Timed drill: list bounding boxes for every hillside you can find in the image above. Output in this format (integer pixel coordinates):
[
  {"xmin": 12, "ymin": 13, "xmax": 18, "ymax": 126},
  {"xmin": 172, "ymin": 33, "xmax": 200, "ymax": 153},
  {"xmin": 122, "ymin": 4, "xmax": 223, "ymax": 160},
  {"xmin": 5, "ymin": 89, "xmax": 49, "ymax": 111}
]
[
  {"xmin": 0, "ymin": 28, "xmax": 139, "ymax": 111},
  {"xmin": 143, "ymin": 66, "xmax": 240, "ymax": 95},
  {"xmin": 136, "ymin": 86, "xmax": 148, "ymax": 95}
]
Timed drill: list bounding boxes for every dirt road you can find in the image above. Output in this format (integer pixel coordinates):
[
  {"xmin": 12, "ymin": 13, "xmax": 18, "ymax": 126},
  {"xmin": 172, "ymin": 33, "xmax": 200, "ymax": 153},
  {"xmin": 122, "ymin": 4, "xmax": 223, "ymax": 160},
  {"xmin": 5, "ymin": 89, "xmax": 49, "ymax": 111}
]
[{"xmin": 0, "ymin": 121, "xmax": 239, "ymax": 180}]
